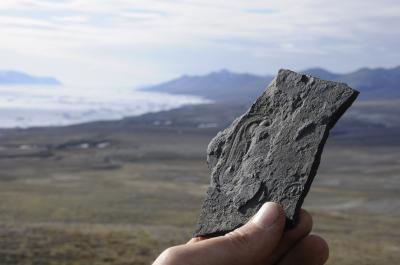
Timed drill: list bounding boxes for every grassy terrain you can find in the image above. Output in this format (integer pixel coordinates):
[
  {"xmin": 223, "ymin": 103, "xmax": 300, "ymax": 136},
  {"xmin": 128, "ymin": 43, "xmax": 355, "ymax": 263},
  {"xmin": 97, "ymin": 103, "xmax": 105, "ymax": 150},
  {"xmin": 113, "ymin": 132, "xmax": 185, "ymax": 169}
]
[
  {"xmin": 0, "ymin": 223, "xmax": 157, "ymax": 265},
  {"xmin": 0, "ymin": 112, "xmax": 399, "ymax": 264}
]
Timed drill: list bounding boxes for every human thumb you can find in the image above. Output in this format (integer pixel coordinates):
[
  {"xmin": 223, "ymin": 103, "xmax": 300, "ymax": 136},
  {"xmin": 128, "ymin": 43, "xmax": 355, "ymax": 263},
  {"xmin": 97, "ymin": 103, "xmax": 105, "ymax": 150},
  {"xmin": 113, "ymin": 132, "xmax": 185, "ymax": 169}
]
[{"xmin": 154, "ymin": 202, "xmax": 286, "ymax": 265}]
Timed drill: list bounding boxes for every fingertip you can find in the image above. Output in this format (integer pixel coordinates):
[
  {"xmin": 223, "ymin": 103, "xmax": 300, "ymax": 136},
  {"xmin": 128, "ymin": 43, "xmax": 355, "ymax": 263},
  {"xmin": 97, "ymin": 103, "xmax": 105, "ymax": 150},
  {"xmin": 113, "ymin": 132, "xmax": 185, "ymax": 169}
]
[
  {"xmin": 307, "ymin": 235, "xmax": 329, "ymax": 264},
  {"xmin": 272, "ymin": 202, "xmax": 287, "ymax": 228},
  {"xmin": 265, "ymin": 208, "xmax": 313, "ymax": 264},
  {"xmin": 299, "ymin": 209, "xmax": 313, "ymax": 233},
  {"xmin": 277, "ymin": 234, "xmax": 329, "ymax": 265},
  {"xmin": 280, "ymin": 208, "xmax": 314, "ymax": 245},
  {"xmin": 252, "ymin": 202, "xmax": 286, "ymax": 230},
  {"xmin": 266, "ymin": 201, "xmax": 284, "ymax": 214}
]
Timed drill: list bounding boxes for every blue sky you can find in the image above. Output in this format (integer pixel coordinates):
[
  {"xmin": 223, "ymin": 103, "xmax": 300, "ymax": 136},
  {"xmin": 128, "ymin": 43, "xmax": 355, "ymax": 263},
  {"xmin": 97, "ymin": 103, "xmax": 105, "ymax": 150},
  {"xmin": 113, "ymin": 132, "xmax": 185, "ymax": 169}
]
[{"xmin": 0, "ymin": 0, "xmax": 399, "ymax": 87}]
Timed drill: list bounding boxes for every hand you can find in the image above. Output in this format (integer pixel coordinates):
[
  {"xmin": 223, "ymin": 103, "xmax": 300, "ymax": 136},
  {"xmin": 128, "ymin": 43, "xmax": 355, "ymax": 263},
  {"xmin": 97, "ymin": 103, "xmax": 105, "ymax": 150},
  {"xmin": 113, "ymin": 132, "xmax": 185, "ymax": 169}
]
[{"xmin": 153, "ymin": 202, "xmax": 329, "ymax": 265}]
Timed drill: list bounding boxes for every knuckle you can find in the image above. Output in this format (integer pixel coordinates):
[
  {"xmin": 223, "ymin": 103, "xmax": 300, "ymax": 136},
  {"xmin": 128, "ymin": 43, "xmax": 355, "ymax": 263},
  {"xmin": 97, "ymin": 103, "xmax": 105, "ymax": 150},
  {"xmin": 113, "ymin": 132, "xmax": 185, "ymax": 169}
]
[
  {"xmin": 155, "ymin": 246, "xmax": 182, "ymax": 265},
  {"xmin": 225, "ymin": 230, "xmax": 254, "ymax": 253}
]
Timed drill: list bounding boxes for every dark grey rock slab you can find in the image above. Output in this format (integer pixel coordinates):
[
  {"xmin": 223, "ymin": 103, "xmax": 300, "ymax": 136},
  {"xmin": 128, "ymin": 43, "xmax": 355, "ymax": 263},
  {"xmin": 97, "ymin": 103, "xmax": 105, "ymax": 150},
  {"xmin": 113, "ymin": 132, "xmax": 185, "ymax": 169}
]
[{"xmin": 194, "ymin": 69, "xmax": 359, "ymax": 237}]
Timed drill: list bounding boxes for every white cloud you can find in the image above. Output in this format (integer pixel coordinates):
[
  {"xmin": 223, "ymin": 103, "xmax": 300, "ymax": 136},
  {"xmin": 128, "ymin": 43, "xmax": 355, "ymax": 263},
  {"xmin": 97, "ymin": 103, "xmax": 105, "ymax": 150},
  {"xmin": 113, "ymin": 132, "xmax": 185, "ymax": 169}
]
[{"xmin": 0, "ymin": 0, "xmax": 399, "ymax": 86}]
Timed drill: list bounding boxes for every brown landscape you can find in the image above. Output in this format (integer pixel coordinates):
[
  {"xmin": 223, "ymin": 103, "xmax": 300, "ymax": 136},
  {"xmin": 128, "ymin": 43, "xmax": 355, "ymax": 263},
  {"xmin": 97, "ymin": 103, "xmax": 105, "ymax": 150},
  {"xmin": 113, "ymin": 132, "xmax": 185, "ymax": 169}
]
[
  {"xmin": 1, "ymin": 0, "xmax": 399, "ymax": 264},
  {"xmin": 0, "ymin": 100, "xmax": 399, "ymax": 265}
]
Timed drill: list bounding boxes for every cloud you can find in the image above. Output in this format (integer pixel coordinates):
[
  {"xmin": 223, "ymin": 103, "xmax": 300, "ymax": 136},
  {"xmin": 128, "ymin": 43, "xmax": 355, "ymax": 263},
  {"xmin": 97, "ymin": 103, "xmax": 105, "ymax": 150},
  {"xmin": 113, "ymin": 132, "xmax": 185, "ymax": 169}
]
[
  {"xmin": 243, "ymin": 8, "xmax": 277, "ymax": 14},
  {"xmin": 0, "ymin": 0, "xmax": 399, "ymax": 86}
]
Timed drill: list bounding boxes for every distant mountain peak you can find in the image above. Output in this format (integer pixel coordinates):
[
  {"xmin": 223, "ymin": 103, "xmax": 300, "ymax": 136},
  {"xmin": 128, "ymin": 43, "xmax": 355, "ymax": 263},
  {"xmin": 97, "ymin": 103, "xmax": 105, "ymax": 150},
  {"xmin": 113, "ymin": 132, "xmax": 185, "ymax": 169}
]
[
  {"xmin": 144, "ymin": 66, "xmax": 400, "ymax": 102},
  {"xmin": 300, "ymin": 67, "xmax": 341, "ymax": 80},
  {"xmin": 302, "ymin": 67, "xmax": 335, "ymax": 74},
  {"xmin": 203, "ymin": 69, "xmax": 236, "ymax": 78},
  {"xmin": 217, "ymin": 68, "xmax": 231, "ymax": 74},
  {"xmin": 0, "ymin": 70, "xmax": 61, "ymax": 86},
  {"xmin": 144, "ymin": 69, "xmax": 273, "ymax": 103},
  {"xmin": 177, "ymin": 69, "xmax": 261, "ymax": 81}
]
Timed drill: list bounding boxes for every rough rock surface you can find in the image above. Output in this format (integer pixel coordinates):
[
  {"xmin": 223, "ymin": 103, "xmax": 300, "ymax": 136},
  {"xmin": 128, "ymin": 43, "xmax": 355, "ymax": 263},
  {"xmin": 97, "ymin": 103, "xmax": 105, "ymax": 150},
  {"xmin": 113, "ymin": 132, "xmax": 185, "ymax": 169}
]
[{"xmin": 194, "ymin": 69, "xmax": 359, "ymax": 237}]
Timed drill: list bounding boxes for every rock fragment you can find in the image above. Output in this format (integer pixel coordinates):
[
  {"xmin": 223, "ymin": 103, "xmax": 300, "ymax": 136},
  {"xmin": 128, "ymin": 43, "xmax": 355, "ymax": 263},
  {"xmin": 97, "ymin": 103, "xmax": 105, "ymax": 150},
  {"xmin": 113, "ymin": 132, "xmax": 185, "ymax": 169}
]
[{"xmin": 194, "ymin": 69, "xmax": 359, "ymax": 237}]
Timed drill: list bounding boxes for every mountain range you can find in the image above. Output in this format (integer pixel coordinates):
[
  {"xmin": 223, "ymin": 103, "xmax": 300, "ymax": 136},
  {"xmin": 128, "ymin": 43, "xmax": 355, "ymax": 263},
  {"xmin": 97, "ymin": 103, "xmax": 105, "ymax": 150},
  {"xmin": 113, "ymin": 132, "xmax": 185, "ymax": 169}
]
[
  {"xmin": 0, "ymin": 70, "xmax": 61, "ymax": 85},
  {"xmin": 145, "ymin": 66, "xmax": 400, "ymax": 102}
]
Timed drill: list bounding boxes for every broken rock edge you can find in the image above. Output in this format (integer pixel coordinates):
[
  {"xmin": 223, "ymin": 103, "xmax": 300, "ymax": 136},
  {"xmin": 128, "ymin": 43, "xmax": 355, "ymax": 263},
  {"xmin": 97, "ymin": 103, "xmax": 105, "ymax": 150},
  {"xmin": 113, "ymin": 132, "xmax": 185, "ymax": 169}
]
[{"xmin": 288, "ymin": 85, "xmax": 359, "ymax": 229}]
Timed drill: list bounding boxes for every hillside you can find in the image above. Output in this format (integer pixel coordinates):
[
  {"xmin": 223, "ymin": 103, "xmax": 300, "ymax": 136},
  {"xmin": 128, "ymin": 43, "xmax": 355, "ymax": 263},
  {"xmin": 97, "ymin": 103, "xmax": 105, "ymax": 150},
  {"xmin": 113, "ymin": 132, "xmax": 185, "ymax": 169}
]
[
  {"xmin": 145, "ymin": 66, "xmax": 400, "ymax": 102},
  {"xmin": 0, "ymin": 70, "xmax": 61, "ymax": 85},
  {"xmin": 145, "ymin": 69, "xmax": 273, "ymax": 103},
  {"xmin": 302, "ymin": 66, "xmax": 400, "ymax": 100}
]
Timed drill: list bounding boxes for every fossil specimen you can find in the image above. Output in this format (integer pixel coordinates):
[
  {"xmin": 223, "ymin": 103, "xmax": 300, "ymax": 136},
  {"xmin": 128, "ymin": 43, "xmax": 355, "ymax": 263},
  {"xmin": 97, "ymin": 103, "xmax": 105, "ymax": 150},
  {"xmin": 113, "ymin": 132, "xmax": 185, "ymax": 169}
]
[{"xmin": 194, "ymin": 69, "xmax": 359, "ymax": 237}]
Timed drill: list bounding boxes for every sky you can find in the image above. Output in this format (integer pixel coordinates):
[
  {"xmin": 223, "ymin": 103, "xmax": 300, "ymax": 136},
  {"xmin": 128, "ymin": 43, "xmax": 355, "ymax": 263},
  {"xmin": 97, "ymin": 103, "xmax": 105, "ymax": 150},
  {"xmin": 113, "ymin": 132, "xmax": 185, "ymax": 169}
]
[{"xmin": 0, "ymin": 0, "xmax": 399, "ymax": 87}]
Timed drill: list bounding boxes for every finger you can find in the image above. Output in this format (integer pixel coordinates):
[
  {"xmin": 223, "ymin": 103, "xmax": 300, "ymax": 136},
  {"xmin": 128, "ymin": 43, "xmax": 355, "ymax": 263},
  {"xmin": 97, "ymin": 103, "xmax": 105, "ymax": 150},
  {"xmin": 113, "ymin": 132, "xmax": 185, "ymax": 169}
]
[
  {"xmin": 154, "ymin": 202, "xmax": 286, "ymax": 265},
  {"xmin": 267, "ymin": 209, "xmax": 313, "ymax": 264},
  {"xmin": 276, "ymin": 235, "xmax": 329, "ymax": 265}
]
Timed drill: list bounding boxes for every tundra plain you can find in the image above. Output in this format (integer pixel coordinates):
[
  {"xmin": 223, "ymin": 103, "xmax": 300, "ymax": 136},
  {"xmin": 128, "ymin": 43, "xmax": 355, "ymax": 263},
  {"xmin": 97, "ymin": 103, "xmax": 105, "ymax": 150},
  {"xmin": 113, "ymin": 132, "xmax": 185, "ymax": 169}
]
[{"xmin": 0, "ymin": 101, "xmax": 399, "ymax": 265}]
